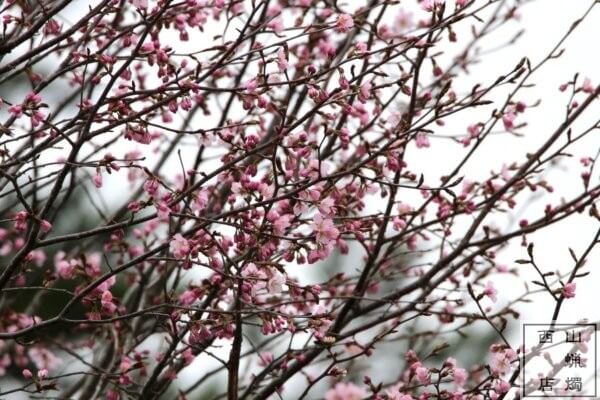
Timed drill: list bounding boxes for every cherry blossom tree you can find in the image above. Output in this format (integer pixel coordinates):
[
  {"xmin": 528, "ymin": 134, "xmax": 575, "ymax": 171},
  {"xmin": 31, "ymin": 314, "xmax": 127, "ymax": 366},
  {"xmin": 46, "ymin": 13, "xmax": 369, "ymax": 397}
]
[{"xmin": 0, "ymin": 0, "xmax": 598, "ymax": 399}]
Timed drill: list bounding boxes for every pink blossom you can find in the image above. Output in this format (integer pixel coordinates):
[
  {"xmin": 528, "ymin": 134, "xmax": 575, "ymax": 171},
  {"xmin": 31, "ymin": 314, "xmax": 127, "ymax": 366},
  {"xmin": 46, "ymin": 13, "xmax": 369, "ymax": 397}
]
[
  {"xmin": 318, "ymin": 197, "xmax": 335, "ymax": 215},
  {"xmin": 453, "ymin": 367, "xmax": 468, "ymax": 387},
  {"xmin": 25, "ymin": 92, "xmax": 42, "ymax": 104},
  {"xmin": 415, "ymin": 366, "xmax": 430, "ymax": 384},
  {"xmin": 273, "ymin": 214, "xmax": 292, "ymax": 236},
  {"xmin": 143, "ymin": 179, "xmax": 160, "ymax": 197},
  {"xmin": 267, "ymin": 18, "xmax": 284, "ymax": 35},
  {"xmin": 421, "ymin": 0, "xmax": 444, "ymax": 11},
  {"xmin": 355, "ymin": 41, "xmax": 367, "ymax": 54},
  {"xmin": 445, "ymin": 357, "xmax": 457, "ymax": 368},
  {"xmin": 40, "ymin": 219, "xmax": 52, "ymax": 233},
  {"xmin": 8, "ymin": 104, "xmax": 23, "ymax": 118},
  {"xmin": 141, "ymin": 41, "xmax": 155, "ymax": 52},
  {"xmin": 394, "ymin": 9, "xmax": 414, "ymax": 34},
  {"xmin": 467, "ymin": 124, "xmax": 481, "ymax": 138},
  {"xmin": 28, "ymin": 347, "xmax": 62, "ymax": 371},
  {"xmin": 125, "ymin": 126, "xmax": 152, "ymax": 144},
  {"xmin": 156, "ymin": 201, "xmax": 171, "ymax": 220},
  {"xmin": 128, "ymin": 201, "xmax": 142, "ymax": 212},
  {"xmin": 30, "ymin": 110, "xmax": 45, "ymax": 126},
  {"xmin": 245, "ymin": 78, "xmax": 259, "ymax": 93},
  {"xmin": 179, "ymin": 289, "xmax": 200, "ymax": 305},
  {"xmin": 170, "ymin": 234, "xmax": 191, "ymax": 259},
  {"xmin": 415, "ymin": 134, "xmax": 430, "ymax": 148},
  {"xmin": 43, "ymin": 19, "xmax": 61, "ymax": 35},
  {"xmin": 277, "ymin": 47, "xmax": 288, "ymax": 72},
  {"xmin": 94, "ymin": 171, "xmax": 103, "ymax": 188},
  {"xmin": 182, "ymin": 348, "xmax": 195, "ymax": 365},
  {"xmin": 258, "ymin": 352, "xmax": 273, "ymax": 367},
  {"xmin": 325, "ymin": 382, "xmax": 367, "ymax": 400},
  {"xmin": 576, "ymin": 328, "xmax": 593, "ymax": 353},
  {"xmin": 338, "ymin": 73, "xmax": 350, "ymax": 91},
  {"xmin": 335, "ymin": 14, "xmax": 354, "ymax": 33},
  {"xmin": 582, "ymin": 77, "xmax": 594, "ymax": 93},
  {"xmin": 497, "ymin": 264, "xmax": 509, "ymax": 273},
  {"xmin": 131, "ymin": 0, "xmax": 148, "ymax": 9},
  {"xmin": 267, "ymin": 271, "xmax": 285, "ymax": 294},
  {"xmin": 500, "ymin": 164, "xmax": 512, "ymax": 181},
  {"xmin": 13, "ymin": 211, "xmax": 28, "ymax": 232},
  {"xmin": 495, "ymin": 380, "xmax": 511, "ymax": 394},
  {"xmin": 562, "ymin": 282, "xmax": 576, "ymax": 298},
  {"xmin": 311, "ymin": 214, "xmax": 339, "ymax": 245},
  {"xmin": 56, "ymin": 258, "xmax": 77, "ymax": 279},
  {"xmin": 266, "ymin": 4, "xmax": 282, "ymax": 17},
  {"xmin": 489, "ymin": 348, "xmax": 517, "ymax": 375},
  {"xmin": 317, "ymin": 38, "xmax": 336, "ymax": 59},
  {"xmin": 162, "ymin": 110, "xmax": 173, "ymax": 123},
  {"xmin": 106, "ymin": 390, "xmax": 120, "ymax": 400},
  {"xmin": 101, "ymin": 290, "xmax": 117, "ymax": 315},
  {"xmin": 189, "ymin": 323, "xmax": 213, "ymax": 345},
  {"xmin": 358, "ymin": 81, "xmax": 372, "ymax": 103},
  {"xmin": 483, "ymin": 281, "xmax": 498, "ymax": 302},
  {"xmin": 502, "ymin": 111, "xmax": 516, "ymax": 130}
]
